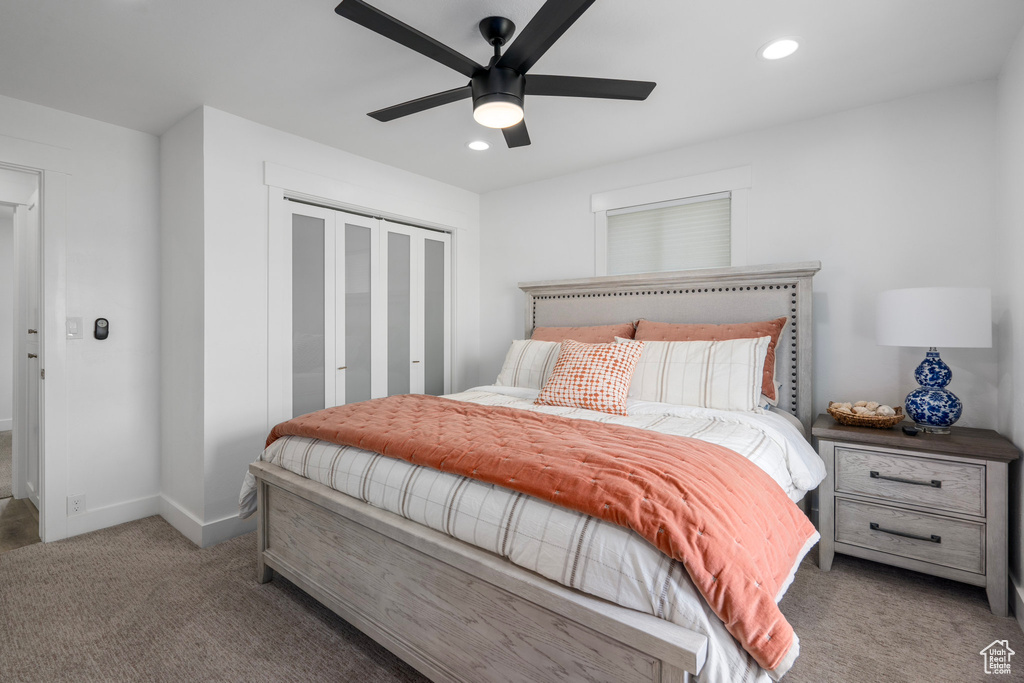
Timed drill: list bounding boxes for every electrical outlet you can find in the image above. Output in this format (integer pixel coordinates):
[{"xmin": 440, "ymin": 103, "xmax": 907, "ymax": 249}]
[{"xmin": 67, "ymin": 494, "xmax": 85, "ymax": 516}]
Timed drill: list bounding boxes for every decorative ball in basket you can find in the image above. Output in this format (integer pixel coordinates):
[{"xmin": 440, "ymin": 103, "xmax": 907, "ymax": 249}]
[{"xmin": 827, "ymin": 401, "xmax": 905, "ymax": 429}]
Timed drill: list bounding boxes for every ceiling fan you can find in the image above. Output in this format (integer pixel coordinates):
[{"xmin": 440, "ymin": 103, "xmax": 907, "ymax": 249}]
[{"xmin": 335, "ymin": 0, "xmax": 657, "ymax": 148}]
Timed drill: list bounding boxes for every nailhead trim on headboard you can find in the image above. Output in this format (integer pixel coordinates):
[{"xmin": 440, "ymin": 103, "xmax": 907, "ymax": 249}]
[{"xmin": 519, "ymin": 262, "xmax": 821, "ymax": 432}]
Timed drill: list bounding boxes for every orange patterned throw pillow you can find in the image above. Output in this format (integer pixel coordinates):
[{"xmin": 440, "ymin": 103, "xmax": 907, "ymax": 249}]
[{"xmin": 535, "ymin": 339, "xmax": 645, "ymax": 415}]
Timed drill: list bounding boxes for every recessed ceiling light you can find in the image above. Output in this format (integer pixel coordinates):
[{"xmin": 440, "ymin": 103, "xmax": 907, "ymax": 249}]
[
  {"xmin": 467, "ymin": 140, "xmax": 490, "ymax": 151},
  {"xmin": 759, "ymin": 38, "xmax": 800, "ymax": 61}
]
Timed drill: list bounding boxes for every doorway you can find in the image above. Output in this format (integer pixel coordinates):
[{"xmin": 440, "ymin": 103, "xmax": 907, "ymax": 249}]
[{"xmin": 0, "ymin": 165, "xmax": 41, "ymax": 552}]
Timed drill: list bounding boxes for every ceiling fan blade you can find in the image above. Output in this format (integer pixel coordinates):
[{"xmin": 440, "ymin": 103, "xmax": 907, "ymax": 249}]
[
  {"xmin": 368, "ymin": 86, "xmax": 473, "ymax": 122},
  {"xmin": 502, "ymin": 120, "xmax": 531, "ymax": 148},
  {"xmin": 527, "ymin": 75, "xmax": 656, "ymax": 100},
  {"xmin": 336, "ymin": 0, "xmax": 483, "ymax": 78},
  {"xmin": 497, "ymin": 0, "xmax": 596, "ymax": 74}
]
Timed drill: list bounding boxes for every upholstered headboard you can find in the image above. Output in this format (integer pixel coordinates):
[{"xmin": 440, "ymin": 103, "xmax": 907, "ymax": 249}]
[{"xmin": 519, "ymin": 261, "xmax": 821, "ymax": 433}]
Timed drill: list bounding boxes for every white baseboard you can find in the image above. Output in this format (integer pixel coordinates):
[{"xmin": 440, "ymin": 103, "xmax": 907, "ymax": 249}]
[
  {"xmin": 159, "ymin": 496, "xmax": 255, "ymax": 548},
  {"xmin": 1012, "ymin": 572, "xmax": 1024, "ymax": 636},
  {"xmin": 159, "ymin": 495, "xmax": 204, "ymax": 546},
  {"xmin": 201, "ymin": 511, "xmax": 256, "ymax": 547},
  {"xmin": 0, "ymin": 418, "xmax": 12, "ymax": 431},
  {"xmin": 65, "ymin": 494, "xmax": 161, "ymax": 539}
]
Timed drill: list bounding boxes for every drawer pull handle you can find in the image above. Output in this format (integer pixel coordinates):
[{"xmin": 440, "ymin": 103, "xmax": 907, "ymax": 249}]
[
  {"xmin": 870, "ymin": 471, "xmax": 941, "ymax": 488},
  {"xmin": 870, "ymin": 522, "xmax": 941, "ymax": 544}
]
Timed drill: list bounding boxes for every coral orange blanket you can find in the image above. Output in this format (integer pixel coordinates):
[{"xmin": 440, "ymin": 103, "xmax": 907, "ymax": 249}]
[{"xmin": 268, "ymin": 394, "xmax": 816, "ymax": 674}]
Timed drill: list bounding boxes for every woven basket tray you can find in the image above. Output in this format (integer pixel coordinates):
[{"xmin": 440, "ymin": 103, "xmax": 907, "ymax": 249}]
[{"xmin": 827, "ymin": 402, "xmax": 905, "ymax": 429}]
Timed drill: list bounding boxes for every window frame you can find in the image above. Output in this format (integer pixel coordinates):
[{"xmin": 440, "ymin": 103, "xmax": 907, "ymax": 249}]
[{"xmin": 592, "ymin": 166, "xmax": 751, "ymax": 276}]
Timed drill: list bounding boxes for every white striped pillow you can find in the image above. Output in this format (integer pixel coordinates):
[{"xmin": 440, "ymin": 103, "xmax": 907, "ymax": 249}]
[
  {"xmin": 625, "ymin": 336, "xmax": 771, "ymax": 412},
  {"xmin": 494, "ymin": 340, "xmax": 561, "ymax": 389}
]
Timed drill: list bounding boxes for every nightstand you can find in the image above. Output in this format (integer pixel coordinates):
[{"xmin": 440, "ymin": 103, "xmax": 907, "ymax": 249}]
[{"xmin": 813, "ymin": 414, "xmax": 1020, "ymax": 616}]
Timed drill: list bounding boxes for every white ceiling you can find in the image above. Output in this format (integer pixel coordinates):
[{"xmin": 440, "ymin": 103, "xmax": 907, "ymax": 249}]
[{"xmin": 1, "ymin": 1, "xmax": 1023, "ymax": 194}]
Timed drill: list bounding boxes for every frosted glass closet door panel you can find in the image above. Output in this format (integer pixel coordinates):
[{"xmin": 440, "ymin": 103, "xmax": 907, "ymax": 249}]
[
  {"xmin": 338, "ymin": 216, "xmax": 379, "ymax": 405},
  {"xmin": 291, "ymin": 211, "xmax": 336, "ymax": 417},
  {"xmin": 423, "ymin": 235, "xmax": 451, "ymax": 396},
  {"xmin": 386, "ymin": 231, "xmax": 412, "ymax": 396},
  {"xmin": 292, "ymin": 213, "xmax": 323, "ymax": 417}
]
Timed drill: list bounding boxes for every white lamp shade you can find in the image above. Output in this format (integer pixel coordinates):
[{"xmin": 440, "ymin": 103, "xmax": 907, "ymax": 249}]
[{"xmin": 876, "ymin": 287, "xmax": 992, "ymax": 348}]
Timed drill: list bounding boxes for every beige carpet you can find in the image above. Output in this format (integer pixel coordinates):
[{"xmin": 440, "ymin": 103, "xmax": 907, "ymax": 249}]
[
  {"xmin": 0, "ymin": 430, "xmax": 11, "ymax": 499},
  {"xmin": 780, "ymin": 553, "xmax": 1022, "ymax": 683},
  {"xmin": 0, "ymin": 496, "xmax": 39, "ymax": 553},
  {"xmin": 0, "ymin": 517, "xmax": 426, "ymax": 682},
  {"xmin": 0, "ymin": 516, "xmax": 1020, "ymax": 682}
]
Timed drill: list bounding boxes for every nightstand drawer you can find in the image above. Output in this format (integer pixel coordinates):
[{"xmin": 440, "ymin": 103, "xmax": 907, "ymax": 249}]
[
  {"xmin": 835, "ymin": 447, "xmax": 985, "ymax": 516},
  {"xmin": 835, "ymin": 498, "xmax": 985, "ymax": 574}
]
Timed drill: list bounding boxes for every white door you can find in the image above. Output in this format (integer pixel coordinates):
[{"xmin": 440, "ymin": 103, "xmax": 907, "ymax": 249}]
[
  {"xmin": 289, "ymin": 204, "xmax": 335, "ymax": 417},
  {"xmin": 287, "ymin": 205, "xmax": 381, "ymax": 418},
  {"xmin": 13, "ymin": 194, "xmax": 41, "ymax": 507},
  {"xmin": 334, "ymin": 212, "xmax": 380, "ymax": 405},
  {"xmin": 380, "ymin": 222, "xmax": 451, "ymax": 397}
]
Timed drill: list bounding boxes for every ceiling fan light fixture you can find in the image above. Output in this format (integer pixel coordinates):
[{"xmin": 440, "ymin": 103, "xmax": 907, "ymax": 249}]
[
  {"xmin": 759, "ymin": 38, "xmax": 800, "ymax": 60},
  {"xmin": 336, "ymin": 0, "xmax": 656, "ymax": 148},
  {"xmin": 472, "ymin": 95, "xmax": 524, "ymax": 129}
]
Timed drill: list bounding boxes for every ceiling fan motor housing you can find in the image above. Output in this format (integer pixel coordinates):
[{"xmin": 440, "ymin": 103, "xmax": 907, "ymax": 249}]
[{"xmin": 471, "ymin": 66, "xmax": 525, "ymax": 111}]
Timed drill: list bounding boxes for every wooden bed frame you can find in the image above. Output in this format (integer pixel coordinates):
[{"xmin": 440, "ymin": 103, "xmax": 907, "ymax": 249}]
[{"xmin": 251, "ymin": 261, "xmax": 821, "ymax": 683}]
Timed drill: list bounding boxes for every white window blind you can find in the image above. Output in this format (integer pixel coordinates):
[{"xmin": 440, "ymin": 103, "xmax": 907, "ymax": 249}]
[{"xmin": 606, "ymin": 192, "xmax": 731, "ymax": 275}]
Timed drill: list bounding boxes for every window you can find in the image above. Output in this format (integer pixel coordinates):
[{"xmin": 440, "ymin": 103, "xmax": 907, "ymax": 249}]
[
  {"xmin": 592, "ymin": 166, "xmax": 750, "ymax": 276},
  {"xmin": 606, "ymin": 192, "xmax": 731, "ymax": 275}
]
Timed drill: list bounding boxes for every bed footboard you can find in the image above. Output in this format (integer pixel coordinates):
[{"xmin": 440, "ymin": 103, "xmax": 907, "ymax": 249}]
[{"xmin": 251, "ymin": 461, "xmax": 706, "ymax": 683}]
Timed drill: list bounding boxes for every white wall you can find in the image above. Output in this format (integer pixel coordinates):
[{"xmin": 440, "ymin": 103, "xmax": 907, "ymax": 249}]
[
  {"xmin": 159, "ymin": 107, "xmax": 206, "ymax": 531},
  {"xmin": 0, "ymin": 94, "xmax": 161, "ymax": 535},
  {"xmin": 160, "ymin": 106, "xmax": 481, "ymax": 546},
  {"xmin": 480, "ymin": 81, "xmax": 1000, "ymax": 429},
  {"xmin": 0, "ymin": 206, "xmax": 12, "ymax": 431},
  {"xmin": 996, "ymin": 22, "xmax": 1024, "ymax": 628}
]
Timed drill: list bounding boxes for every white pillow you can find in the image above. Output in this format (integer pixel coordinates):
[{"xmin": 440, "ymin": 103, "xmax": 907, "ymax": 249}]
[
  {"xmin": 494, "ymin": 339, "xmax": 561, "ymax": 389},
  {"xmin": 625, "ymin": 336, "xmax": 771, "ymax": 412}
]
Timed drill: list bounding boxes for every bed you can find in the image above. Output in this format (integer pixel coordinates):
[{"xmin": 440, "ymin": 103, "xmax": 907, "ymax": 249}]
[{"xmin": 241, "ymin": 261, "xmax": 823, "ymax": 683}]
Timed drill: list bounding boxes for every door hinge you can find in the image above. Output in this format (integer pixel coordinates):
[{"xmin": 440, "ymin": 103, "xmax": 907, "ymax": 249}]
[{"xmin": 41, "ymin": 368, "xmax": 45, "ymax": 380}]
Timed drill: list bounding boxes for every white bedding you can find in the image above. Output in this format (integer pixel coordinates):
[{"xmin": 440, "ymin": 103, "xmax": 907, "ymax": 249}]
[{"xmin": 239, "ymin": 387, "xmax": 825, "ymax": 683}]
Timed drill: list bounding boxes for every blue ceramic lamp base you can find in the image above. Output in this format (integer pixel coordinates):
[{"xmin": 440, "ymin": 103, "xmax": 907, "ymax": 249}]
[{"xmin": 904, "ymin": 348, "xmax": 962, "ymax": 434}]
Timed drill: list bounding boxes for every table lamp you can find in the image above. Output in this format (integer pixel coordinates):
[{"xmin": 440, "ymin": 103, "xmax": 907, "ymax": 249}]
[{"xmin": 876, "ymin": 287, "xmax": 992, "ymax": 434}]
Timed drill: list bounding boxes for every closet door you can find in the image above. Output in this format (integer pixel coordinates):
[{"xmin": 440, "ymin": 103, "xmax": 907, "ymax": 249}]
[
  {"xmin": 335, "ymin": 212, "xmax": 380, "ymax": 405},
  {"xmin": 289, "ymin": 206, "xmax": 381, "ymax": 414},
  {"xmin": 270, "ymin": 199, "xmax": 451, "ymax": 424},
  {"xmin": 381, "ymin": 223, "xmax": 451, "ymax": 396},
  {"xmin": 421, "ymin": 229, "xmax": 451, "ymax": 396},
  {"xmin": 290, "ymin": 205, "xmax": 336, "ymax": 417}
]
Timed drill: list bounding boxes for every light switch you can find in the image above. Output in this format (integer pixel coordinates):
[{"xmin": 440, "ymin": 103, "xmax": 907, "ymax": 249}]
[{"xmin": 66, "ymin": 317, "xmax": 83, "ymax": 340}]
